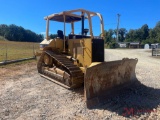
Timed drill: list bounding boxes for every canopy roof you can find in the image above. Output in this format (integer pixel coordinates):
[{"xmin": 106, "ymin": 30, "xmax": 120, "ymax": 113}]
[
  {"xmin": 46, "ymin": 14, "xmax": 82, "ymax": 23},
  {"xmin": 44, "ymin": 9, "xmax": 97, "ymax": 23}
]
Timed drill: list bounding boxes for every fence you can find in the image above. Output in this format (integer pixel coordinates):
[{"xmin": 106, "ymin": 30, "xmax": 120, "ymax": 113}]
[
  {"xmin": 152, "ymin": 48, "xmax": 160, "ymax": 56},
  {"xmin": 0, "ymin": 41, "xmax": 39, "ymax": 64}
]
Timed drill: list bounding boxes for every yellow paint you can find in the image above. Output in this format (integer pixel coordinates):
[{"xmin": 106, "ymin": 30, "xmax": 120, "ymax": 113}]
[
  {"xmin": 49, "ymin": 38, "xmax": 63, "ymax": 51},
  {"xmin": 68, "ymin": 39, "xmax": 84, "ymax": 67},
  {"xmin": 79, "ymin": 67, "xmax": 85, "ymax": 73},
  {"xmin": 43, "ymin": 37, "xmax": 94, "ymax": 68},
  {"xmin": 88, "ymin": 62, "xmax": 102, "ymax": 68},
  {"xmin": 84, "ymin": 38, "xmax": 92, "ymax": 67},
  {"xmin": 67, "ymin": 38, "xmax": 93, "ymax": 67}
]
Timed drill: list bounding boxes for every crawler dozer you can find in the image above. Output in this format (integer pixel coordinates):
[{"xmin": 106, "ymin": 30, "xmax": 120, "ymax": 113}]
[{"xmin": 37, "ymin": 9, "xmax": 138, "ymax": 108}]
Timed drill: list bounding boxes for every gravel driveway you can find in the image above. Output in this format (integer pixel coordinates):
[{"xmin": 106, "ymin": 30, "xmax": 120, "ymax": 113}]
[{"xmin": 0, "ymin": 49, "xmax": 160, "ymax": 120}]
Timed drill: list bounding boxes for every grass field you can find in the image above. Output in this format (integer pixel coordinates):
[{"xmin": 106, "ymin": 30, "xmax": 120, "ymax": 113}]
[{"xmin": 0, "ymin": 40, "xmax": 39, "ymax": 62}]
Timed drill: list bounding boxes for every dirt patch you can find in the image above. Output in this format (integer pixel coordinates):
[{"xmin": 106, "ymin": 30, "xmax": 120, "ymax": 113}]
[{"xmin": 0, "ymin": 49, "xmax": 160, "ymax": 120}]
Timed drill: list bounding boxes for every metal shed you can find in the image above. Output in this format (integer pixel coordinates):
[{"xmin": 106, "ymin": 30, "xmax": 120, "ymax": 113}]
[
  {"xmin": 129, "ymin": 42, "xmax": 140, "ymax": 48},
  {"xmin": 151, "ymin": 43, "xmax": 160, "ymax": 49}
]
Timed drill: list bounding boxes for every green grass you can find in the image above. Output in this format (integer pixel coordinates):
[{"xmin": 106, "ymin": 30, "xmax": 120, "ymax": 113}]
[{"xmin": 0, "ymin": 40, "xmax": 39, "ymax": 62}]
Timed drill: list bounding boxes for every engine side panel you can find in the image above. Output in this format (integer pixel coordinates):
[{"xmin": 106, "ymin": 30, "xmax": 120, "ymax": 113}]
[
  {"xmin": 83, "ymin": 38, "xmax": 92, "ymax": 67},
  {"xmin": 92, "ymin": 39, "xmax": 104, "ymax": 62}
]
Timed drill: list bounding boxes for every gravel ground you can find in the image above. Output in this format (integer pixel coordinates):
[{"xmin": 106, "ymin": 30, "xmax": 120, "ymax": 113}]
[{"xmin": 0, "ymin": 49, "xmax": 160, "ymax": 120}]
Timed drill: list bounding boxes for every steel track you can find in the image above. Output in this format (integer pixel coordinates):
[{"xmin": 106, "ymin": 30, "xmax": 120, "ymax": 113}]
[{"xmin": 37, "ymin": 50, "xmax": 84, "ymax": 89}]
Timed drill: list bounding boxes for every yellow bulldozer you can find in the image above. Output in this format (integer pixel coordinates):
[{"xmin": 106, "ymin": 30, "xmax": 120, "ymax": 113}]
[{"xmin": 37, "ymin": 9, "xmax": 138, "ymax": 108}]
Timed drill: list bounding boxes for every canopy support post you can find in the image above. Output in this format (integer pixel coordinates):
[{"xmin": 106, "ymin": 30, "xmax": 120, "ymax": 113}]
[
  {"xmin": 63, "ymin": 14, "xmax": 66, "ymax": 52},
  {"xmin": 46, "ymin": 17, "xmax": 49, "ymax": 40}
]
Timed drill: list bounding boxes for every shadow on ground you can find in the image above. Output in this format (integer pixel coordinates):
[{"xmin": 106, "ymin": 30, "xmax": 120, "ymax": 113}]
[
  {"xmin": 43, "ymin": 77, "xmax": 160, "ymax": 118},
  {"xmin": 89, "ymin": 81, "xmax": 160, "ymax": 118}
]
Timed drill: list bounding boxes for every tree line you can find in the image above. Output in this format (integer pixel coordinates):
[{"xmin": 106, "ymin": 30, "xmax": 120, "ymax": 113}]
[
  {"xmin": 1, "ymin": 21, "xmax": 160, "ymax": 44},
  {"xmin": 104, "ymin": 21, "xmax": 160, "ymax": 47},
  {"xmin": 0, "ymin": 24, "xmax": 43, "ymax": 42}
]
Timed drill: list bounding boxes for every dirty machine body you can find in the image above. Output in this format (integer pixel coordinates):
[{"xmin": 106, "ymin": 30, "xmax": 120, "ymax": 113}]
[{"xmin": 37, "ymin": 9, "xmax": 138, "ymax": 107}]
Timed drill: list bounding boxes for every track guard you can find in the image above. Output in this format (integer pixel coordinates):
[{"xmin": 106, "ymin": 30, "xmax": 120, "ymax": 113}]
[{"xmin": 84, "ymin": 58, "xmax": 138, "ymax": 108}]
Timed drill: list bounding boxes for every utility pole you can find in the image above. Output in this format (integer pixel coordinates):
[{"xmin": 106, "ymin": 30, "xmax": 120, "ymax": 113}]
[{"xmin": 116, "ymin": 14, "xmax": 120, "ymax": 43}]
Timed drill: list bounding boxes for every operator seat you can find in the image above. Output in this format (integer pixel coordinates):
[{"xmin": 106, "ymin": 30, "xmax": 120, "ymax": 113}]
[{"xmin": 57, "ymin": 30, "xmax": 64, "ymax": 39}]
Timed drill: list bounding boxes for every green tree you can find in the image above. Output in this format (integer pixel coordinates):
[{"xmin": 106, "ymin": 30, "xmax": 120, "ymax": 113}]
[
  {"xmin": 0, "ymin": 24, "xmax": 43, "ymax": 42},
  {"xmin": 118, "ymin": 28, "xmax": 127, "ymax": 42},
  {"xmin": 125, "ymin": 29, "xmax": 136, "ymax": 42},
  {"xmin": 104, "ymin": 29, "xmax": 114, "ymax": 43},
  {"xmin": 141, "ymin": 24, "xmax": 149, "ymax": 40},
  {"xmin": 0, "ymin": 24, "xmax": 9, "ymax": 38},
  {"xmin": 50, "ymin": 34, "xmax": 57, "ymax": 39},
  {"xmin": 149, "ymin": 29, "xmax": 157, "ymax": 39},
  {"xmin": 154, "ymin": 21, "xmax": 160, "ymax": 42}
]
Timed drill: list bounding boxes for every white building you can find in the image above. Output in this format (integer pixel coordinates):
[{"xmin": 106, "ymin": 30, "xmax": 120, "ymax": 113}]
[
  {"xmin": 151, "ymin": 43, "xmax": 160, "ymax": 49},
  {"xmin": 118, "ymin": 43, "xmax": 127, "ymax": 48}
]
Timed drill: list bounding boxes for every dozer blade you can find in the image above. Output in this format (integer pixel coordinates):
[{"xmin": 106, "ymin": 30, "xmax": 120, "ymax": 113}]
[{"xmin": 84, "ymin": 58, "xmax": 138, "ymax": 108}]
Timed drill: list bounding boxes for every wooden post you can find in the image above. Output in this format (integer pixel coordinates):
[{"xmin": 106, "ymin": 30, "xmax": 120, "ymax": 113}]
[
  {"xmin": 33, "ymin": 44, "xmax": 35, "ymax": 57},
  {"xmin": 5, "ymin": 42, "xmax": 8, "ymax": 62},
  {"xmin": 116, "ymin": 14, "xmax": 120, "ymax": 43}
]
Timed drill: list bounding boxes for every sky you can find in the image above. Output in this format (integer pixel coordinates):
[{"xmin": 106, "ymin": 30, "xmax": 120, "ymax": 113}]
[{"xmin": 0, "ymin": 0, "xmax": 160, "ymax": 36}]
